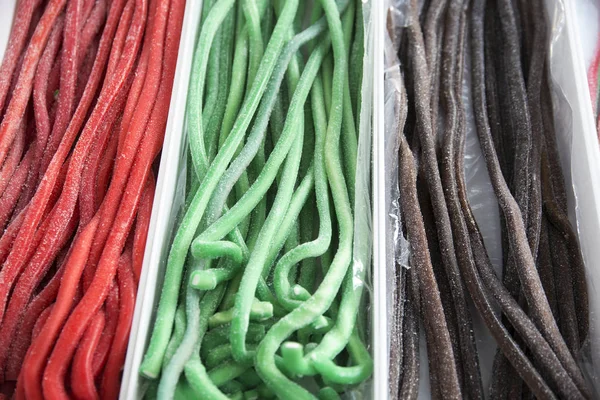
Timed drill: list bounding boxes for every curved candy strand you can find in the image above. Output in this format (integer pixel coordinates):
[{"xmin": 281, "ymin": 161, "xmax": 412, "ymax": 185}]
[
  {"xmin": 254, "ymin": 2, "xmax": 356, "ymax": 397},
  {"xmin": 140, "ymin": 0, "xmax": 300, "ymax": 376}
]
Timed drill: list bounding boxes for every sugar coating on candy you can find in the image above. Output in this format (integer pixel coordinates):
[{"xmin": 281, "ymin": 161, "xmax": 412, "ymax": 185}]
[
  {"xmin": 0, "ymin": 0, "xmax": 183, "ymax": 396},
  {"xmin": 141, "ymin": 1, "xmax": 373, "ymax": 398},
  {"xmin": 385, "ymin": 0, "xmax": 594, "ymax": 397}
]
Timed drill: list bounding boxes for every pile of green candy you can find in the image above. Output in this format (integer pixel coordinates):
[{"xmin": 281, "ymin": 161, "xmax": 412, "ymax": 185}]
[{"xmin": 139, "ymin": 0, "xmax": 372, "ymax": 399}]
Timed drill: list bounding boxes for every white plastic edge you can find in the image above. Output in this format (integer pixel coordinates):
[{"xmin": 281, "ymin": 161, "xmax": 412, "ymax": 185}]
[
  {"xmin": 119, "ymin": 0, "xmax": 204, "ymax": 398},
  {"xmin": 559, "ymin": 0, "xmax": 600, "ymax": 388},
  {"xmin": 372, "ymin": 0, "xmax": 388, "ymax": 398}
]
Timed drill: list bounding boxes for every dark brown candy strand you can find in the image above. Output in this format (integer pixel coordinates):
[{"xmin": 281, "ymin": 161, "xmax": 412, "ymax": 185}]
[
  {"xmin": 387, "ymin": 42, "xmax": 408, "ymax": 398},
  {"xmin": 465, "ymin": 4, "xmax": 580, "ymax": 392},
  {"xmin": 438, "ymin": 0, "xmax": 484, "ymax": 397},
  {"xmin": 399, "ymin": 266, "xmax": 420, "ymax": 400},
  {"xmin": 408, "ymin": 0, "xmax": 481, "ymax": 396},
  {"xmin": 403, "ymin": 2, "xmax": 463, "ymax": 396},
  {"xmin": 423, "ymin": 0, "xmax": 447, "ymax": 142},
  {"xmin": 541, "ymin": 148, "xmax": 584, "ymax": 355},
  {"xmin": 537, "ymin": 216, "xmax": 558, "ymax": 317},
  {"xmin": 523, "ymin": 0, "xmax": 545, "ymax": 264},
  {"xmin": 417, "ymin": 156, "xmax": 459, "ymax": 397},
  {"xmin": 469, "ymin": 0, "xmax": 590, "ymax": 397}
]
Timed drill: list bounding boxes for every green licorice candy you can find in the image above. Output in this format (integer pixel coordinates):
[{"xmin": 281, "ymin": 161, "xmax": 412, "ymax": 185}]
[
  {"xmin": 309, "ymin": 2, "xmax": 324, "ymax": 51},
  {"xmin": 300, "ymin": 99, "xmax": 316, "ymax": 178},
  {"xmin": 202, "ymin": 38, "xmax": 219, "ymax": 131},
  {"xmin": 219, "ymin": 0, "xmax": 269, "ymax": 148},
  {"xmin": 219, "ymin": 270, "xmax": 243, "ymax": 311},
  {"xmin": 264, "ymin": 165, "xmax": 315, "ymax": 275},
  {"xmin": 307, "ymin": 250, "xmax": 369, "ymax": 363},
  {"xmin": 190, "ymin": 267, "xmax": 237, "ymax": 291},
  {"xmin": 206, "ymin": 9, "xmax": 235, "ymax": 162},
  {"xmin": 254, "ymin": 1, "xmax": 355, "ymax": 397},
  {"xmin": 284, "ymin": 220, "xmax": 300, "ymax": 256},
  {"xmin": 269, "ymin": 93, "xmax": 286, "ymax": 152},
  {"xmin": 243, "ymin": 0, "xmax": 265, "ymax": 90},
  {"xmin": 208, "ymin": 361, "xmax": 250, "ymax": 387},
  {"xmin": 297, "ymin": 316, "xmax": 333, "ymax": 344},
  {"xmin": 243, "ymin": 389, "xmax": 259, "ymax": 400},
  {"xmin": 192, "ymin": 165, "xmax": 314, "ymax": 296},
  {"xmin": 321, "ymin": 54, "xmax": 333, "ymax": 117},
  {"xmin": 185, "ymin": 150, "xmax": 201, "ymax": 212},
  {"xmin": 292, "ymin": 0, "xmax": 366, "ymax": 366},
  {"xmin": 209, "ymin": 300, "xmax": 274, "ymax": 329},
  {"xmin": 297, "ymin": 217, "xmax": 318, "ymax": 293},
  {"xmin": 205, "ymin": 344, "xmax": 235, "ymax": 369},
  {"xmin": 273, "ymin": 72, "xmax": 333, "ymax": 311},
  {"xmin": 231, "ymin": 126, "xmax": 305, "ymax": 363},
  {"xmin": 192, "ymin": 7, "xmax": 342, "ymax": 280},
  {"xmin": 221, "ymin": 1, "xmax": 267, "ymax": 227},
  {"xmin": 156, "ymin": 284, "xmax": 225, "ymax": 398},
  {"xmin": 246, "ymin": 0, "xmax": 274, "ymax": 254},
  {"xmin": 201, "ymin": 0, "xmax": 216, "ymax": 24},
  {"xmin": 205, "ymin": 343, "xmax": 258, "ymax": 369},
  {"xmin": 231, "ymin": 0, "xmax": 268, "ymax": 223},
  {"xmin": 349, "ymin": 0, "xmax": 363, "ymax": 127},
  {"xmin": 141, "ymin": 0, "xmax": 299, "ymax": 377},
  {"xmin": 202, "ymin": 0, "xmax": 220, "ymax": 130},
  {"xmin": 279, "ymin": 342, "xmax": 318, "ymax": 376},
  {"xmin": 187, "ymin": 0, "xmax": 233, "ymax": 182},
  {"xmin": 190, "ymin": 266, "xmax": 275, "ymax": 305},
  {"xmin": 310, "ymin": 331, "xmax": 373, "ymax": 385},
  {"xmin": 189, "ymin": 228, "xmax": 253, "ymax": 290},
  {"xmin": 145, "ymin": 1, "xmax": 370, "ymax": 397},
  {"xmin": 146, "ymin": 380, "xmax": 159, "ymax": 400},
  {"xmin": 261, "ymin": 2, "xmax": 274, "ymax": 44},
  {"xmin": 246, "ymin": 176, "xmax": 267, "ymax": 254},
  {"xmin": 340, "ymin": 0, "xmax": 357, "ymax": 206},
  {"xmin": 192, "ymin": 36, "xmax": 333, "ymax": 265},
  {"xmin": 204, "ymin": 8, "xmax": 331, "ymax": 257},
  {"xmin": 234, "ymin": 0, "xmax": 244, "ymax": 38},
  {"xmin": 174, "ymin": 377, "xmax": 196, "ymax": 400},
  {"xmin": 184, "ymin": 359, "xmax": 230, "ymax": 399},
  {"xmin": 237, "ymin": 369, "xmax": 263, "ymax": 388},
  {"xmin": 341, "ymin": 0, "xmax": 354, "ymax": 56},
  {"xmin": 219, "ymin": 18, "xmax": 248, "ymax": 150},
  {"xmin": 221, "ymin": 380, "xmax": 244, "ymax": 395},
  {"xmin": 318, "ymin": 387, "xmax": 341, "ymax": 400},
  {"xmin": 202, "ymin": 30, "xmax": 324, "ymax": 253},
  {"xmin": 191, "ymin": 239, "xmax": 245, "ymax": 264},
  {"xmin": 257, "ymin": 384, "xmax": 276, "ymax": 399},
  {"xmin": 296, "ymin": 110, "xmax": 317, "ymax": 294},
  {"xmin": 255, "ymin": 166, "xmax": 315, "ymax": 307},
  {"xmin": 272, "ymin": 2, "xmax": 301, "ymax": 99},
  {"xmin": 162, "ymin": 305, "xmax": 187, "ymax": 367},
  {"xmin": 202, "ymin": 324, "xmax": 266, "ymax": 359}
]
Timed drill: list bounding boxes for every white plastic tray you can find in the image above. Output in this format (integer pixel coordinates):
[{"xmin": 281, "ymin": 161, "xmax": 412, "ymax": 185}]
[
  {"xmin": 378, "ymin": 0, "xmax": 600, "ymax": 399},
  {"xmin": 121, "ymin": 1, "xmax": 381, "ymax": 399},
  {"xmin": 119, "ymin": 0, "xmax": 204, "ymax": 398},
  {"xmin": 2, "ymin": 0, "xmax": 597, "ymax": 398},
  {"xmin": 371, "ymin": 0, "xmax": 388, "ymax": 398}
]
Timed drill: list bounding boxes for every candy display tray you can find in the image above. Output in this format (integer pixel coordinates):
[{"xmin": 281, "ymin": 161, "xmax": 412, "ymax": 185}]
[
  {"xmin": 2, "ymin": 0, "xmax": 599, "ymax": 398},
  {"xmin": 119, "ymin": 1, "xmax": 382, "ymax": 399}
]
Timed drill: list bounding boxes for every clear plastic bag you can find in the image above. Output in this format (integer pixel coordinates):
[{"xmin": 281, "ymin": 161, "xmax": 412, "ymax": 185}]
[{"xmin": 383, "ymin": 0, "xmax": 600, "ymax": 397}]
